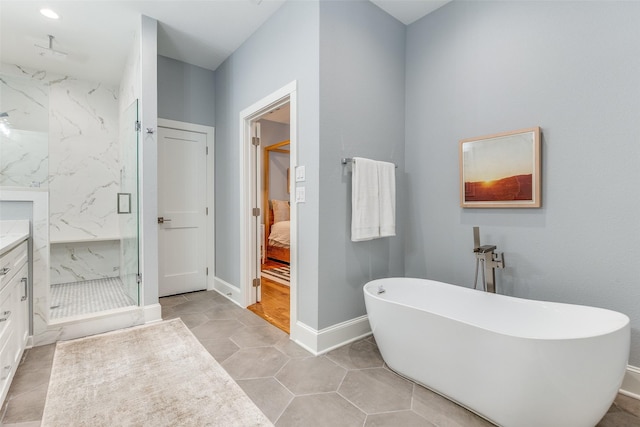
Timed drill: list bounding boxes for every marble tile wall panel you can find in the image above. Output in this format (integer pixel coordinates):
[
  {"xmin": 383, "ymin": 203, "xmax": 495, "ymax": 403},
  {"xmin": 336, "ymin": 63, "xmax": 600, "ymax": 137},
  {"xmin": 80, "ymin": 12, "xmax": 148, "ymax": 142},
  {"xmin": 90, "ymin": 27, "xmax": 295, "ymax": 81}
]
[
  {"xmin": 48, "ymin": 77, "xmax": 120, "ymax": 242},
  {"xmin": 1, "ymin": 130, "xmax": 49, "ymax": 187},
  {"xmin": 0, "ymin": 65, "xmax": 50, "ymax": 188},
  {"xmin": 0, "ymin": 64, "xmax": 49, "ymax": 133},
  {"xmin": 50, "ymin": 240, "xmax": 120, "ymax": 285}
]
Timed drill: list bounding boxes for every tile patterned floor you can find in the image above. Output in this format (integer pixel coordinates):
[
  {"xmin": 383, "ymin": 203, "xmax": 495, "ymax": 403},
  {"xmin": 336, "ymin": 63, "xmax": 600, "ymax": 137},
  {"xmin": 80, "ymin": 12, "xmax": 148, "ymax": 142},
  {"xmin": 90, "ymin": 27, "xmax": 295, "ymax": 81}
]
[
  {"xmin": 50, "ymin": 277, "xmax": 136, "ymax": 319},
  {"xmin": 3, "ymin": 289, "xmax": 640, "ymax": 426}
]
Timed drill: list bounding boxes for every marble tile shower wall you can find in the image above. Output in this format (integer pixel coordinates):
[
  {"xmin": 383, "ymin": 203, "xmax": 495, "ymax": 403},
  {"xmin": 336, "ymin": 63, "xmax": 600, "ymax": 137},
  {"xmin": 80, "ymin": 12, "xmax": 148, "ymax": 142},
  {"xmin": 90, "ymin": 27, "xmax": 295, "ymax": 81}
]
[
  {"xmin": 1, "ymin": 63, "xmax": 122, "ymax": 285},
  {"xmin": 48, "ymin": 75, "xmax": 121, "ymax": 284},
  {"xmin": 0, "ymin": 65, "xmax": 49, "ymax": 188},
  {"xmin": 48, "ymin": 76, "xmax": 120, "ymax": 243},
  {"xmin": 50, "ymin": 240, "xmax": 120, "ymax": 285}
]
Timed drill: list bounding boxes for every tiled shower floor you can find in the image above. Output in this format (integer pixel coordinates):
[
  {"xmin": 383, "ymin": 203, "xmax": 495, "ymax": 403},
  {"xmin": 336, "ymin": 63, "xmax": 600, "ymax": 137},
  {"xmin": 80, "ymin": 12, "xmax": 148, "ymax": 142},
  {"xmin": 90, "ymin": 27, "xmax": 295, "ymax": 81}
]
[
  {"xmin": 50, "ymin": 277, "xmax": 136, "ymax": 319},
  {"xmin": 3, "ymin": 289, "xmax": 640, "ymax": 426}
]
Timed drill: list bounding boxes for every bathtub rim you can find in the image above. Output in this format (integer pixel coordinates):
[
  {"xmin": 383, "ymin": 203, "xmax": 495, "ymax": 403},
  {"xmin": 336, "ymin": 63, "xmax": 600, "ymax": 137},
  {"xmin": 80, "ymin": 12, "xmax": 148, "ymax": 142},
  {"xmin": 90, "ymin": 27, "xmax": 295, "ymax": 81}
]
[{"xmin": 364, "ymin": 277, "xmax": 630, "ymax": 342}]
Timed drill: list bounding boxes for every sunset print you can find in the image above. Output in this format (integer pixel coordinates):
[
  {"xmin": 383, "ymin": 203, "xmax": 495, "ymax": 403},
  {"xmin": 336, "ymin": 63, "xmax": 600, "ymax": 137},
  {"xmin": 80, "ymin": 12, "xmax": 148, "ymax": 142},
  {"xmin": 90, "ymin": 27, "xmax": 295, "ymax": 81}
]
[{"xmin": 460, "ymin": 128, "xmax": 540, "ymax": 208}]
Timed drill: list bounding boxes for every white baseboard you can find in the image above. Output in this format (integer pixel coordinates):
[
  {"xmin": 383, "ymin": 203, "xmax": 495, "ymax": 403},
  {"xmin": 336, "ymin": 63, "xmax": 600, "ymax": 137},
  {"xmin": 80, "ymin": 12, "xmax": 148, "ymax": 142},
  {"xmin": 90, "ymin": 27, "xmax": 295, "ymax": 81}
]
[
  {"xmin": 213, "ymin": 276, "xmax": 242, "ymax": 306},
  {"xmin": 144, "ymin": 303, "xmax": 162, "ymax": 323},
  {"xmin": 292, "ymin": 315, "xmax": 372, "ymax": 356},
  {"xmin": 621, "ymin": 365, "xmax": 640, "ymax": 400}
]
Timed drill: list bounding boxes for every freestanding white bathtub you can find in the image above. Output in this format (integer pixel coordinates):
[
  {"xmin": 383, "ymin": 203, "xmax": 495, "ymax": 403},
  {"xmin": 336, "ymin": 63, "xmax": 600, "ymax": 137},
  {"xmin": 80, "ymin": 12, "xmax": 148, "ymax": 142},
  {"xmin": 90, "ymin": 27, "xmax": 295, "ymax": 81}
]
[{"xmin": 364, "ymin": 278, "xmax": 630, "ymax": 427}]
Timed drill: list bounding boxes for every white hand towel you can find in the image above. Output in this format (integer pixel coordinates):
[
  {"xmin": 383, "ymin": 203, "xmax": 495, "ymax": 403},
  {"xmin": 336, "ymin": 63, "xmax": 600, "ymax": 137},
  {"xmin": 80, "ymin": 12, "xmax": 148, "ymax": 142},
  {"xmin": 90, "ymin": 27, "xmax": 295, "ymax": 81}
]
[
  {"xmin": 378, "ymin": 160, "xmax": 396, "ymax": 238},
  {"xmin": 351, "ymin": 157, "xmax": 380, "ymax": 242}
]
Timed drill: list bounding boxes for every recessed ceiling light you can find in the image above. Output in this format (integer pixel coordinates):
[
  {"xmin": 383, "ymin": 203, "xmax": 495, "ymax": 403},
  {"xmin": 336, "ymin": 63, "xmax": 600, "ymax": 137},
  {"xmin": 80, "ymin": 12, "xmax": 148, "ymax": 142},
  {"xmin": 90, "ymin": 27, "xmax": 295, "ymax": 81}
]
[{"xmin": 40, "ymin": 9, "xmax": 59, "ymax": 20}]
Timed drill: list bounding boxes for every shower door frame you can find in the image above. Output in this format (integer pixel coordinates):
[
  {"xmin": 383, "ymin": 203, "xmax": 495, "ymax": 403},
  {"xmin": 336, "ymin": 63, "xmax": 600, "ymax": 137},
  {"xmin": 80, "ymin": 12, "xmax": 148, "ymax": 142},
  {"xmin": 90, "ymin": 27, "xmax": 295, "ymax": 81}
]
[{"xmin": 120, "ymin": 99, "xmax": 141, "ymax": 306}]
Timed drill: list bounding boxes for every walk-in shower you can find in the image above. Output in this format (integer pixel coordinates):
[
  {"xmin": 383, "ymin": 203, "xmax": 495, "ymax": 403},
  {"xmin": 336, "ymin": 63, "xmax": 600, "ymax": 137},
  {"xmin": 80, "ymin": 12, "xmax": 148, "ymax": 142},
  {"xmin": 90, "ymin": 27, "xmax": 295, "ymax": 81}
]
[
  {"xmin": 0, "ymin": 67, "xmax": 140, "ymax": 321},
  {"xmin": 48, "ymin": 96, "xmax": 140, "ymax": 321}
]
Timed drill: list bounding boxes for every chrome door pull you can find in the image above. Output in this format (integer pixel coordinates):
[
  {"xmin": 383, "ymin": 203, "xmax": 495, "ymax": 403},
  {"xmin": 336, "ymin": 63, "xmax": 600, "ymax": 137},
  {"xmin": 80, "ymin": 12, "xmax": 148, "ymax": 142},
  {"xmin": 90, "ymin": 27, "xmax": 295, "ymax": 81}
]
[
  {"xmin": 21, "ymin": 277, "xmax": 28, "ymax": 301},
  {"xmin": 157, "ymin": 217, "xmax": 172, "ymax": 224}
]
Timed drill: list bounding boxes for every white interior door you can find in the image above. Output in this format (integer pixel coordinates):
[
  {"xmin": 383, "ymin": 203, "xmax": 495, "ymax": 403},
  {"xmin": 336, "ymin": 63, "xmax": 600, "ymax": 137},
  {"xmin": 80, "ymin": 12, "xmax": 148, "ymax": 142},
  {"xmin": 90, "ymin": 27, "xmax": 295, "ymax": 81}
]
[{"xmin": 158, "ymin": 126, "xmax": 207, "ymax": 297}]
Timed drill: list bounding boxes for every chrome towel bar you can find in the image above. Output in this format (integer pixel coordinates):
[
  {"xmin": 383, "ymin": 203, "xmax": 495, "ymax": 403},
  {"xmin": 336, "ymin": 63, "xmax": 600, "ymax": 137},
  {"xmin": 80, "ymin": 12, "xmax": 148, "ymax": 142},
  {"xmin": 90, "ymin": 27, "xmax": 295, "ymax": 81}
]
[{"xmin": 341, "ymin": 158, "xmax": 397, "ymax": 168}]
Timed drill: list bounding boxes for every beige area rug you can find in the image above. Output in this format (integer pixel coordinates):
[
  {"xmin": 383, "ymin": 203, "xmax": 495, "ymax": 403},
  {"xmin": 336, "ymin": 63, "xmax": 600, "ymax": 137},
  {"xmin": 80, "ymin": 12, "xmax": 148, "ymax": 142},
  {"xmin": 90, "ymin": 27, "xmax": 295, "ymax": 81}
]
[{"xmin": 41, "ymin": 319, "xmax": 272, "ymax": 427}]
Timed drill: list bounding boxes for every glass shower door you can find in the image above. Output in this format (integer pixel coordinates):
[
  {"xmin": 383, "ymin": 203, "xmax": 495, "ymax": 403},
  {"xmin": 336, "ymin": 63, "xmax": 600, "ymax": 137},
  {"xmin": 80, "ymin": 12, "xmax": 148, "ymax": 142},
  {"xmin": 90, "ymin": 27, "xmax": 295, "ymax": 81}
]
[{"xmin": 119, "ymin": 99, "xmax": 140, "ymax": 305}]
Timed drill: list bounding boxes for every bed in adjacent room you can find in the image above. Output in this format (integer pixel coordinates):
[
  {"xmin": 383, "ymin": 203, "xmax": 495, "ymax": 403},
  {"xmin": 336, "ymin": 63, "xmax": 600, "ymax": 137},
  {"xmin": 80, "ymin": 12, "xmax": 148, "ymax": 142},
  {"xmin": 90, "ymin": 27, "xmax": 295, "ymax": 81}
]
[{"xmin": 266, "ymin": 199, "xmax": 290, "ymax": 263}]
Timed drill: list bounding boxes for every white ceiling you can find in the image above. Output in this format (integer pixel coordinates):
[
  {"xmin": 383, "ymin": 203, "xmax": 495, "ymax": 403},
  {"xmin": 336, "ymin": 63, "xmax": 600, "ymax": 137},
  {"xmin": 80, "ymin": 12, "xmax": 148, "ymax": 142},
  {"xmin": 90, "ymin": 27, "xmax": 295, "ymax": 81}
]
[{"xmin": 0, "ymin": 0, "xmax": 449, "ymax": 86}]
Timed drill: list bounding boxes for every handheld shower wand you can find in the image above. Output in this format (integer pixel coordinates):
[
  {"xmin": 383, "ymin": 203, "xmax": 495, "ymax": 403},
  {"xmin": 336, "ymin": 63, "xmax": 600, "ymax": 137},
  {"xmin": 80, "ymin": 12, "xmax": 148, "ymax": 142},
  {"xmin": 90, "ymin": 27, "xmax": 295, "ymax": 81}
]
[{"xmin": 472, "ymin": 226, "xmax": 504, "ymax": 293}]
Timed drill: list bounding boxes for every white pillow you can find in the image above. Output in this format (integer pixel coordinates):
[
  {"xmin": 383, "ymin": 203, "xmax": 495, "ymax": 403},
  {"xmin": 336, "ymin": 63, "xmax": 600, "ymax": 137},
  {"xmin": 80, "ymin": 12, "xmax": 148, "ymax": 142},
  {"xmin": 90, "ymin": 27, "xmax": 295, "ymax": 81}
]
[{"xmin": 272, "ymin": 200, "xmax": 290, "ymax": 223}]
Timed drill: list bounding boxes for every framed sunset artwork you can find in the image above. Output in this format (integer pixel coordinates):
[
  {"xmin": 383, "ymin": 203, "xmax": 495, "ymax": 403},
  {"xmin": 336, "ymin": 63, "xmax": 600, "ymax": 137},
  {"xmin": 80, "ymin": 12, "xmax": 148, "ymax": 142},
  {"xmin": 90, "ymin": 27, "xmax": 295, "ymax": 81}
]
[{"xmin": 460, "ymin": 127, "xmax": 541, "ymax": 208}]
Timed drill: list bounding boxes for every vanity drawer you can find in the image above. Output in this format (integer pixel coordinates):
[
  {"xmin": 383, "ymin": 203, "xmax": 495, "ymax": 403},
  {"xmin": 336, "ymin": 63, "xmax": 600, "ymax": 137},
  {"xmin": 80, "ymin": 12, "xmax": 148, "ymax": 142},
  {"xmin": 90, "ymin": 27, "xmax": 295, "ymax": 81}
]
[
  {"xmin": 0, "ymin": 326, "xmax": 16, "ymax": 405},
  {"xmin": 0, "ymin": 272, "xmax": 15, "ymax": 342},
  {"xmin": 0, "ymin": 240, "xmax": 27, "ymax": 289}
]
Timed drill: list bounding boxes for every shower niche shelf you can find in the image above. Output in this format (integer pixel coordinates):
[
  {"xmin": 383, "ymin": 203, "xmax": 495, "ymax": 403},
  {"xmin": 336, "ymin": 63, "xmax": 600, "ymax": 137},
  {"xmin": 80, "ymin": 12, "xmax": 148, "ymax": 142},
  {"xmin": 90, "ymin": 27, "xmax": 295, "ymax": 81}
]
[{"xmin": 50, "ymin": 236, "xmax": 121, "ymax": 245}]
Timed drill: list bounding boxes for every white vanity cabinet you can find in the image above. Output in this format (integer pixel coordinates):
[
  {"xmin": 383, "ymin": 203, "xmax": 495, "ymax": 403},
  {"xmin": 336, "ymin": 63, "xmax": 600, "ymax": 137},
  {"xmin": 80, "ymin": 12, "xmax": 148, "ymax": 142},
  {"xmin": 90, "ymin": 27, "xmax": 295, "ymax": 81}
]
[{"xmin": 0, "ymin": 239, "xmax": 29, "ymax": 405}]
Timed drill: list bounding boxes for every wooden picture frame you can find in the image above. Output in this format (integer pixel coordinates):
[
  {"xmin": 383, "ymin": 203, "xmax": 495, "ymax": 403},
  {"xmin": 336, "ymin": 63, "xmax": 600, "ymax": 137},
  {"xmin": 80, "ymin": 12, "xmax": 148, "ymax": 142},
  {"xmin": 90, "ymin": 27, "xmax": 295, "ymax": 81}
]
[{"xmin": 460, "ymin": 127, "xmax": 541, "ymax": 208}]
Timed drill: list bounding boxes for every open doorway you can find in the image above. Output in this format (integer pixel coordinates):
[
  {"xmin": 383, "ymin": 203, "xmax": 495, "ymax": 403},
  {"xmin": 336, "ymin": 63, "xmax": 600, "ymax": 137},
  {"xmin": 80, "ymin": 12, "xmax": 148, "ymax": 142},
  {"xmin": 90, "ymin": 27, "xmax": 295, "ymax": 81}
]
[
  {"xmin": 239, "ymin": 81, "xmax": 297, "ymax": 338},
  {"xmin": 248, "ymin": 107, "xmax": 291, "ymax": 333}
]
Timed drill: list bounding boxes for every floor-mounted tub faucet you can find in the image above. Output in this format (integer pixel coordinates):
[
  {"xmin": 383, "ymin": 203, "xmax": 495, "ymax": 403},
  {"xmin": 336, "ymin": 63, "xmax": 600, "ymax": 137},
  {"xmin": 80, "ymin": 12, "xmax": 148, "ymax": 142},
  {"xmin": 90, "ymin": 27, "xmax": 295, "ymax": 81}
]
[{"xmin": 472, "ymin": 226, "xmax": 505, "ymax": 293}]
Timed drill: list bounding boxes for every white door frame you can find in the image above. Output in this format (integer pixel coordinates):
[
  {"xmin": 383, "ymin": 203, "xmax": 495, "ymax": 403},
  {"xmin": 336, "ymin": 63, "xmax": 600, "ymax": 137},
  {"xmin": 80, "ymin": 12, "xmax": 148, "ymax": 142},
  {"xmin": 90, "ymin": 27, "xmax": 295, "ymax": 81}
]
[
  {"xmin": 239, "ymin": 81, "xmax": 298, "ymax": 339},
  {"xmin": 157, "ymin": 118, "xmax": 215, "ymax": 291}
]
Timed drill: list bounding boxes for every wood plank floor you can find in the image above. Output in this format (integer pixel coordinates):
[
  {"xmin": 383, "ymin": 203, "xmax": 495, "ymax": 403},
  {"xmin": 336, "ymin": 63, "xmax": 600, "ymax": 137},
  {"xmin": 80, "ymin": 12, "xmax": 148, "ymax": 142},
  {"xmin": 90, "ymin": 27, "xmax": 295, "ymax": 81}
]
[{"xmin": 248, "ymin": 263, "xmax": 290, "ymax": 334}]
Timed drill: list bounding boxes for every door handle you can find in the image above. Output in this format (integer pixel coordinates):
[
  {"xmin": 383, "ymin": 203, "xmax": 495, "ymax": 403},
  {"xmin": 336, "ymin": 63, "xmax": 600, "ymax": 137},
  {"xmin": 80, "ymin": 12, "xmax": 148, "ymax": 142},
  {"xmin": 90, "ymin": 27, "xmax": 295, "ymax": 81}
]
[{"xmin": 157, "ymin": 217, "xmax": 172, "ymax": 224}]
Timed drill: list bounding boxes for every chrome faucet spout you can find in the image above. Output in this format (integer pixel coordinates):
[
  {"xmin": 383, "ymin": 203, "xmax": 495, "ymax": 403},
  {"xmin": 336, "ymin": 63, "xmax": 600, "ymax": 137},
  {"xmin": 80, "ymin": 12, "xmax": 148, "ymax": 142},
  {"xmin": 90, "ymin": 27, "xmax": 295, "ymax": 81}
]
[{"xmin": 474, "ymin": 244, "xmax": 497, "ymax": 254}]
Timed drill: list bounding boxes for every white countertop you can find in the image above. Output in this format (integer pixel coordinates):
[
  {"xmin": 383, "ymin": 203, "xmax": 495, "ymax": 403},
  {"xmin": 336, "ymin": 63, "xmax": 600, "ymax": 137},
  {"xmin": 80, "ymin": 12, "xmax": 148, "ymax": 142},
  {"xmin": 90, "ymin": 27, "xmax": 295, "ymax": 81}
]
[{"xmin": 0, "ymin": 220, "xmax": 30, "ymax": 256}]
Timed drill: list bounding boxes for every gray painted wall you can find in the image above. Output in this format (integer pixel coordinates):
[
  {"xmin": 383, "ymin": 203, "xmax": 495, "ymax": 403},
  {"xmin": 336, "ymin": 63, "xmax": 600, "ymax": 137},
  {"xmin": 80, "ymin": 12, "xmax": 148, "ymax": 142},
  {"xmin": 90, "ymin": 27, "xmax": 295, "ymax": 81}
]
[
  {"xmin": 405, "ymin": 1, "xmax": 640, "ymax": 365},
  {"xmin": 318, "ymin": 0, "xmax": 406, "ymax": 328},
  {"xmin": 214, "ymin": 0, "xmax": 321, "ymax": 327},
  {"xmin": 158, "ymin": 55, "xmax": 215, "ymax": 127},
  {"xmin": 214, "ymin": 0, "xmax": 405, "ymax": 330}
]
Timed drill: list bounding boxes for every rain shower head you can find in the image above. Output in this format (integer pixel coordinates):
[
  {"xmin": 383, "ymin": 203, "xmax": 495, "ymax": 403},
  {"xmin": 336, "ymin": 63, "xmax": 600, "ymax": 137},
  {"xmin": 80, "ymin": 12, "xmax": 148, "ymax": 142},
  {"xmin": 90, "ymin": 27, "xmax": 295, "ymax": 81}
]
[{"xmin": 34, "ymin": 35, "xmax": 67, "ymax": 59}]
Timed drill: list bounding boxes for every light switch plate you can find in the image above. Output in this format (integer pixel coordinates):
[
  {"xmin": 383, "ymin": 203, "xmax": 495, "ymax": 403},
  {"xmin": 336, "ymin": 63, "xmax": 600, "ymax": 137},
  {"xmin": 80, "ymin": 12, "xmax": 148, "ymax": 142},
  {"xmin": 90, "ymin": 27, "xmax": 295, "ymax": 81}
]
[
  {"xmin": 295, "ymin": 166, "xmax": 305, "ymax": 182},
  {"xmin": 295, "ymin": 187, "xmax": 305, "ymax": 203}
]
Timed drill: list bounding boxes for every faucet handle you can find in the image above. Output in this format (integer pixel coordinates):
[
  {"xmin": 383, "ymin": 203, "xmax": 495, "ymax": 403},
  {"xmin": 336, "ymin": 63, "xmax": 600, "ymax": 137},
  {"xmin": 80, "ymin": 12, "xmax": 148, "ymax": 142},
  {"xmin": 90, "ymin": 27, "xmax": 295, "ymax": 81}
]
[{"xmin": 492, "ymin": 252, "xmax": 505, "ymax": 268}]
